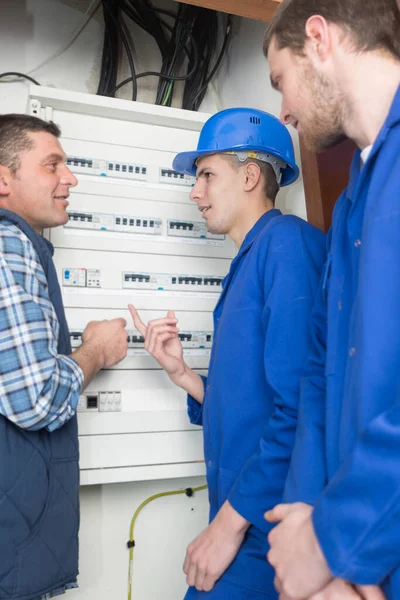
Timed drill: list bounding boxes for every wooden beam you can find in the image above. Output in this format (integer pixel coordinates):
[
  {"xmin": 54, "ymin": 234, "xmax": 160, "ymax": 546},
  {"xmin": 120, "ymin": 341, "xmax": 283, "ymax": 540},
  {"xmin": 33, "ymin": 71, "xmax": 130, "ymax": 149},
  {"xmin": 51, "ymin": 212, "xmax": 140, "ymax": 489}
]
[
  {"xmin": 299, "ymin": 138, "xmax": 325, "ymax": 232},
  {"xmin": 172, "ymin": 0, "xmax": 282, "ymax": 22},
  {"xmin": 300, "ymin": 137, "xmax": 355, "ymax": 232}
]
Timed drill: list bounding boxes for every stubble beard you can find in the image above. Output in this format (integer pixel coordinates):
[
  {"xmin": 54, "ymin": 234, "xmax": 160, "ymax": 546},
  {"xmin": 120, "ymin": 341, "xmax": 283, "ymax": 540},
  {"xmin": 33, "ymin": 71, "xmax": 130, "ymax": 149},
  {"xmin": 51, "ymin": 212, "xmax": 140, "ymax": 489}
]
[{"xmin": 300, "ymin": 68, "xmax": 348, "ymax": 152}]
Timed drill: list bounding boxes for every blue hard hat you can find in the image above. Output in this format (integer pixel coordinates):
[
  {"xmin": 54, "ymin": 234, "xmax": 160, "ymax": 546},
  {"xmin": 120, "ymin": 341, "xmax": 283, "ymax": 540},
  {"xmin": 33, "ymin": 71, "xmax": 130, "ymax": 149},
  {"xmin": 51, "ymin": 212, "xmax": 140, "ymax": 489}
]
[{"xmin": 173, "ymin": 107, "xmax": 299, "ymax": 186}]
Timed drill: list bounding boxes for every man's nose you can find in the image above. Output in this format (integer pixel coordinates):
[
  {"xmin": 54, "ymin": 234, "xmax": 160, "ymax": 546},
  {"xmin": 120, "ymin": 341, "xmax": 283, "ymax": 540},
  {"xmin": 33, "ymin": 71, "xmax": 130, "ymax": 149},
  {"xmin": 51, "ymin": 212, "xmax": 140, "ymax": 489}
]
[
  {"xmin": 61, "ymin": 165, "xmax": 78, "ymax": 187},
  {"xmin": 190, "ymin": 180, "xmax": 204, "ymax": 203},
  {"xmin": 279, "ymin": 105, "xmax": 291, "ymax": 126}
]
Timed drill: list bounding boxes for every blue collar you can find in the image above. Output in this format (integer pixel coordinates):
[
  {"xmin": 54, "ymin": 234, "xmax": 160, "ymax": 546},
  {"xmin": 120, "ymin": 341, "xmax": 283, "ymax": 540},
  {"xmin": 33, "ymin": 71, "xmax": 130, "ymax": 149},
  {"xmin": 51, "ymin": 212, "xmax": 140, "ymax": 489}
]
[
  {"xmin": 238, "ymin": 208, "xmax": 282, "ymax": 256},
  {"xmin": 347, "ymin": 83, "xmax": 400, "ymax": 203}
]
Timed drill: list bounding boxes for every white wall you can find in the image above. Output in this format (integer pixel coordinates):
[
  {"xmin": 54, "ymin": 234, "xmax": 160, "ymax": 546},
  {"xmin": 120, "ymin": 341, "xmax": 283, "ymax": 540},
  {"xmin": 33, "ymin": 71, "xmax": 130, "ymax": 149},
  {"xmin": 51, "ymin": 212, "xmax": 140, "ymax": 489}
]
[
  {"xmin": 0, "ymin": 2, "xmax": 306, "ymax": 599},
  {"xmin": 71, "ymin": 478, "xmax": 209, "ymax": 600}
]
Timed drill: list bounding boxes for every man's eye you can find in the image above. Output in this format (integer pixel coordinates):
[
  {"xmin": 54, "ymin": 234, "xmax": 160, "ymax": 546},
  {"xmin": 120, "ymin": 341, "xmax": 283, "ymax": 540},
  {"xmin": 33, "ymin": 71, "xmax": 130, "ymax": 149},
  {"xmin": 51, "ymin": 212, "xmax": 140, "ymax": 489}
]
[
  {"xmin": 48, "ymin": 163, "xmax": 57, "ymax": 168},
  {"xmin": 205, "ymin": 172, "xmax": 212, "ymax": 178}
]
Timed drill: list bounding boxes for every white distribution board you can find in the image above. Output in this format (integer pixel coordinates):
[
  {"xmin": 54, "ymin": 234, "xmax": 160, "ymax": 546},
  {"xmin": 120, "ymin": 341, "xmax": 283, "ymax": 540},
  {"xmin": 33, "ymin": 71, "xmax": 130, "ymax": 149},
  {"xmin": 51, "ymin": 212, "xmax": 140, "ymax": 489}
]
[{"xmin": 28, "ymin": 86, "xmax": 235, "ymax": 485}]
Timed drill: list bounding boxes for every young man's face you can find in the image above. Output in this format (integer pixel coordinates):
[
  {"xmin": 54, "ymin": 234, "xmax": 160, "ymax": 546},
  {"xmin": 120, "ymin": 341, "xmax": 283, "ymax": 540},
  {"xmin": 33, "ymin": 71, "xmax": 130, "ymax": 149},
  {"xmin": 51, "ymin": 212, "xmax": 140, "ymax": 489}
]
[
  {"xmin": 268, "ymin": 37, "xmax": 346, "ymax": 152},
  {"xmin": 190, "ymin": 154, "xmax": 244, "ymax": 236},
  {"xmin": 2, "ymin": 131, "xmax": 77, "ymax": 232}
]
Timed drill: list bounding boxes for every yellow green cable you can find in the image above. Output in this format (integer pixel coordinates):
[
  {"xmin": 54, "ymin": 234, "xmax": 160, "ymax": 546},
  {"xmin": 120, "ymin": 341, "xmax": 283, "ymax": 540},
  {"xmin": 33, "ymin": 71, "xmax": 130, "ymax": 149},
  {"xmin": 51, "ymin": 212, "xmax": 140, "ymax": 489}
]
[
  {"xmin": 127, "ymin": 484, "xmax": 208, "ymax": 600},
  {"xmin": 162, "ymin": 80, "xmax": 174, "ymax": 105}
]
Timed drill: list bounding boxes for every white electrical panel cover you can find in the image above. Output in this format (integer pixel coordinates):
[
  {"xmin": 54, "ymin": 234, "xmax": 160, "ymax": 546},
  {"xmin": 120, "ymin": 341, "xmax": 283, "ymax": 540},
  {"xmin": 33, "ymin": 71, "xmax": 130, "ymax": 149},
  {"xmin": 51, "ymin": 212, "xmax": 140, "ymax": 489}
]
[{"xmin": 28, "ymin": 86, "xmax": 235, "ymax": 485}]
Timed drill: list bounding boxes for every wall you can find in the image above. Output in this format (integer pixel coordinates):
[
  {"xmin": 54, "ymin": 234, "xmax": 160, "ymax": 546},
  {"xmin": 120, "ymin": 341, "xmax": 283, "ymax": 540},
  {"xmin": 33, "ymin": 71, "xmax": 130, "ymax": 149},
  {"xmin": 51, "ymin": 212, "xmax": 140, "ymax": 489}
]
[{"xmin": 0, "ymin": 2, "xmax": 306, "ymax": 598}]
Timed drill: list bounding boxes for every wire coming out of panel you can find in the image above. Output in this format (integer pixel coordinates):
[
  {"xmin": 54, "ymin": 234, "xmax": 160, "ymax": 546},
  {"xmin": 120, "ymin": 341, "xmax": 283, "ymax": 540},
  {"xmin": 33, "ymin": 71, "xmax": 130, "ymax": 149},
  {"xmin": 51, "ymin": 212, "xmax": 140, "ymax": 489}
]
[{"xmin": 97, "ymin": 0, "xmax": 233, "ymax": 110}]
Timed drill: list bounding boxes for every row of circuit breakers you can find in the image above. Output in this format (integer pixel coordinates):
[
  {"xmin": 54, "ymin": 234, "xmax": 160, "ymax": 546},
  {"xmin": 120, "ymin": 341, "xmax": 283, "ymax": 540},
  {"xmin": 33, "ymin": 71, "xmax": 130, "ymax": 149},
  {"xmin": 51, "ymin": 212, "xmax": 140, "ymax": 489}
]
[
  {"xmin": 67, "ymin": 155, "xmax": 195, "ymax": 186},
  {"xmin": 70, "ymin": 329, "xmax": 213, "ymax": 349},
  {"xmin": 62, "ymin": 267, "xmax": 223, "ymax": 291},
  {"xmin": 66, "ymin": 209, "xmax": 224, "ymax": 241}
]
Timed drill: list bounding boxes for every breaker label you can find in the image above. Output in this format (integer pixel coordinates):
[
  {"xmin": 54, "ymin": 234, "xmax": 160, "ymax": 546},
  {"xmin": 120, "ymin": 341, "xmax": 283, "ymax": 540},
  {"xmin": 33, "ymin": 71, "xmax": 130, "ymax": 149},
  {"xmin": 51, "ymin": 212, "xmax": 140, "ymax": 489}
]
[{"xmin": 122, "ymin": 271, "xmax": 223, "ymax": 293}]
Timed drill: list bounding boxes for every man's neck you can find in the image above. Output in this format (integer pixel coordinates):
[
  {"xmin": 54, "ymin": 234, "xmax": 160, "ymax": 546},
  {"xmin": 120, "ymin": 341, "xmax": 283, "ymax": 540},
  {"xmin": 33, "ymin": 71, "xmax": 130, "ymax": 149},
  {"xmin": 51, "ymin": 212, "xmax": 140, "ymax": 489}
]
[
  {"xmin": 229, "ymin": 204, "xmax": 274, "ymax": 249},
  {"xmin": 340, "ymin": 52, "xmax": 400, "ymax": 150}
]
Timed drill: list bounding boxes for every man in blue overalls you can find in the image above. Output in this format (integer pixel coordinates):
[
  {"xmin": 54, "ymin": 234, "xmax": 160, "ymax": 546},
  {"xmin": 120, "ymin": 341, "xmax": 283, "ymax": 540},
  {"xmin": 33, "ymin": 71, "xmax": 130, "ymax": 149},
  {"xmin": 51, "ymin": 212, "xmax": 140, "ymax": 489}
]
[
  {"xmin": 264, "ymin": 1, "xmax": 400, "ymax": 599},
  {"xmin": 130, "ymin": 107, "xmax": 325, "ymax": 599}
]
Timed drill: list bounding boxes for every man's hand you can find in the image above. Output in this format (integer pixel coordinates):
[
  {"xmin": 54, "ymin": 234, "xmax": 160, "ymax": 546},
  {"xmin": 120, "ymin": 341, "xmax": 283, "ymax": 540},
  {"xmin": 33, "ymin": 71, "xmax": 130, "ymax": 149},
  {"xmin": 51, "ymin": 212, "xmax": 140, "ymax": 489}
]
[
  {"xmin": 283, "ymin": 578, "xmax": 362, "ymax": 600},
  {"xmin": 81, "ymin": 318, "xmax": 128, "ymax": 368},
  {"xmin": 128, "ymin": 305, "xmax": 184, "ymax": 380},
  {"xmin": 354, "ymin": 585, "xmax": 386, "ymax": 600},
  {"xmin": 73, "ymin": 318, "xmax": 128, "ymax": 388},
  {"xmin": 265, "ymin": 502, "xmax": 331, "ymax": 599},
  {"xmin": 129, "ymin": 305, "xmax": 205, "ymax": 402},
  {"xmin": 279, "ymin": 579, "xmax": 386, "ymax": 600},
  {"xmin": 184, "ymin": 501, "xmax": 249, "ymax": 591}
]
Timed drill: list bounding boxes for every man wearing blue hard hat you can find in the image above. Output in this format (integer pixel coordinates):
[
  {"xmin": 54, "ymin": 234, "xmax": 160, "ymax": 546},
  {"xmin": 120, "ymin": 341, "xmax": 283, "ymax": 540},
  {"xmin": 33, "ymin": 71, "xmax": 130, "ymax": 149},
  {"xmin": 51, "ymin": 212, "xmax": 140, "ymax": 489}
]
[{"xmin": 130, "ymin": 107, "xmax": 325, "ymax": 599}]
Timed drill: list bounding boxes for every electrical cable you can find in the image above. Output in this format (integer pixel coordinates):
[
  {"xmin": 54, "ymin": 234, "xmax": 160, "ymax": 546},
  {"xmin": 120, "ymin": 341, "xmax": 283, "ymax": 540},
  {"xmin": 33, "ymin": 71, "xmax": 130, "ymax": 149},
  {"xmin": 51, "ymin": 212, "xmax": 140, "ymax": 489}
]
[
  {"xmin": 110, "ymin": 44, "xmax": 199, "ymax": 97},
  {"xmin": 107, "ymin": 3, "xmax": 138, "ymax": 101},
  {"xmin": 127, "ymin": 484, "xmax": 208, "ymax": 600},
  {"xmin": 190, "ymin": 14, "xmax": 233, "ymax": 110},
  {"xmin": 97, "ymin": 0, "xmax": 120, "ymax": 97},
  {"xmin": 96, "ymin": 1, "xmax": 230, "ymax": 109},
  {"xmin": 157, "ymin": 28, "xmax": 179, "ymax": 104},
  {"xmin": 0, "ymin": 72, "xmax": 40, "ymax": 86},
  {"xmin": 111, "ymin": 67, "xmax": 198, "ymax": 95},
  {"xmin": 182, "ymin": 6, "xmax": 219, "ymax": 111}
]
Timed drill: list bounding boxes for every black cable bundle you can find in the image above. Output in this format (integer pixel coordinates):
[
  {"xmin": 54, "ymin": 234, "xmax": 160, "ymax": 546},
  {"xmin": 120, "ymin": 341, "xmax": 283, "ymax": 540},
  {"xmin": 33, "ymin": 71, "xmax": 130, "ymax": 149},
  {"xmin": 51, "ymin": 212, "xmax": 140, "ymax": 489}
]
[
  {"xmin": 96, "ymin": 1, "xmax": 232, "ymax": 111},
  {"xmin": 183, "ymin": 12, "xmax": 232, "ymax": 111},
  {"xmin": 97, "ymin": 0, "xmax": 122, "ymax": 97},
  {"xmin": 155, "ymin": 3, "xmax": 187, "ymax": 107}
]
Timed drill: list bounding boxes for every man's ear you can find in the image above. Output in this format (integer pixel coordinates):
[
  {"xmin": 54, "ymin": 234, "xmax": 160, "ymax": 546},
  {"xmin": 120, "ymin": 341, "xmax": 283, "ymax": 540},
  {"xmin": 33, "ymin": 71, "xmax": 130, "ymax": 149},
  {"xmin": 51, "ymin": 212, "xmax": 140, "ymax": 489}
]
[
  {"xmin": 304, "ymin": 15, "xmax": 335, "ymax": 64},
  {"xmin": 0, "ymin": 165, "xmax": 12, "ymax": 197},
  {"xmin": 243, "ymin": 162, "xmax": 261, "ymax": 193}
]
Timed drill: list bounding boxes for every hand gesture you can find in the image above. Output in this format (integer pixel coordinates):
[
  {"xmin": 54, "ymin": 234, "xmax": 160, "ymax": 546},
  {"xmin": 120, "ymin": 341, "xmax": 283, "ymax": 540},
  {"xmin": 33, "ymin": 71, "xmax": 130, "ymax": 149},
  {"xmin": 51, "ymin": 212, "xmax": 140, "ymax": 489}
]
[{"xmin": 128, "ymin": 305, "xmax": 185, "ymax": 381}]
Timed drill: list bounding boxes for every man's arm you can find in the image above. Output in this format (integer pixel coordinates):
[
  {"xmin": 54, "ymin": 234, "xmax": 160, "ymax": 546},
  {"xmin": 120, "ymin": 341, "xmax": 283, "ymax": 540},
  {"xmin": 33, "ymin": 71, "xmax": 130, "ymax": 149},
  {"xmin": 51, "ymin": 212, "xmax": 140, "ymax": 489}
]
[
  {"xmin": 227, "ymin": 219, "xmax": 326, "ymax": 530},
  {"xmin": 283, "ymin": 252, "xmax": 329, "ymax": 504},
  {"xmin": 129, "ymin": 305, "xmax": 206, "ymax": 424},
  {"xmin": 0, "ymin": 227, "xmax": 127, "ymax": 432}
]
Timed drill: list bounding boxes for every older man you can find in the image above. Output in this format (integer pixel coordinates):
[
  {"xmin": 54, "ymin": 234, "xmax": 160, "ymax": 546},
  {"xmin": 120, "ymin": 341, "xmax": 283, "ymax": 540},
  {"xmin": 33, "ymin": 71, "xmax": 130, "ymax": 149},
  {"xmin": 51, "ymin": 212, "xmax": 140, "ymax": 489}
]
[{"xmin": 0, "ymin": 114, "xmax": 128, "ymax": 600}]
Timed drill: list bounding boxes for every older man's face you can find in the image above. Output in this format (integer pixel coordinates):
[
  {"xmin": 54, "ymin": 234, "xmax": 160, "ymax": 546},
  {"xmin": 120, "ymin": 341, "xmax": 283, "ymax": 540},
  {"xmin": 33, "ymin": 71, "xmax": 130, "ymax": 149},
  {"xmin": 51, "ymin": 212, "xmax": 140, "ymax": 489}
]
[{"xmin": 3, "ymin": 131, "xmax": 77, "ymax": 232}]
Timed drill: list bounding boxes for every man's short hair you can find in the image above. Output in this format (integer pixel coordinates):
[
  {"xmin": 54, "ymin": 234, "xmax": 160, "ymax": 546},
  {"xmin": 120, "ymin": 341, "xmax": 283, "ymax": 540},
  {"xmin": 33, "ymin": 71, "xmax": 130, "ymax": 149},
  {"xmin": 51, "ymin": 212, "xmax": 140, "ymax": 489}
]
[
  {"xmin": 0, "ymin": 114, "xmax": 61, "ymax": 175},
  {"xmin": 264, "ymin": 0, "xmax": 400, "ymax": 60},
  {"xmin": 222, "ymin": 154, "xmax": 280, "ymax": 205}
]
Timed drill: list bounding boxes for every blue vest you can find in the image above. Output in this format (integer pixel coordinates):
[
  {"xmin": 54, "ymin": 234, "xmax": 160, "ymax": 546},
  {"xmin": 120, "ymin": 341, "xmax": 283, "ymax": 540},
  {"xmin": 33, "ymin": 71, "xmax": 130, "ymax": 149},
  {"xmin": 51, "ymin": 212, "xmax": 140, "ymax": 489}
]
[{"xmin": 0, "ymin": 210, "xmax": 79, "ymax": 600}]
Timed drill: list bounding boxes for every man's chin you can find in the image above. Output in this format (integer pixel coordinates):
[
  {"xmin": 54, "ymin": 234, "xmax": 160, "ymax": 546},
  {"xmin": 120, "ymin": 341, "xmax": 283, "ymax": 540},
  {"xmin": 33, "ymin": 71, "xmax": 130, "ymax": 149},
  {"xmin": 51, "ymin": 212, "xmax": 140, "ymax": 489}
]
[
  {"xmin": 302, "ymin": 131, "xmax": 348, "ymax": 153},
  {"xmin": 49, "ymin": 212, "xmax": 69, "ymax": 229}
]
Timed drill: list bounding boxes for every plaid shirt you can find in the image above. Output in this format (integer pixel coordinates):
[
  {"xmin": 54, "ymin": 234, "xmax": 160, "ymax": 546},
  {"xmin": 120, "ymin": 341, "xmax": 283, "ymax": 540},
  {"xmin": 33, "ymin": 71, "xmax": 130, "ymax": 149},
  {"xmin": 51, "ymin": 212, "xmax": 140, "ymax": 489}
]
[{"xmin": 0, "ymin": 221, "xmax": 83, "ymax": 431}]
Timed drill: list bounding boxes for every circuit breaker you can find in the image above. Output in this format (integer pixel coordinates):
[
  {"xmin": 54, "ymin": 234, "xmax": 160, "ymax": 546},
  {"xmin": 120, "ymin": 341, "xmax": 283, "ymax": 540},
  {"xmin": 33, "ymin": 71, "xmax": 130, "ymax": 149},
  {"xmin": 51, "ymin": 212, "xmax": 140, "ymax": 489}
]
[{"xmin": 29, "ymin": 85, "xmax": 235, "ymax": 485}]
